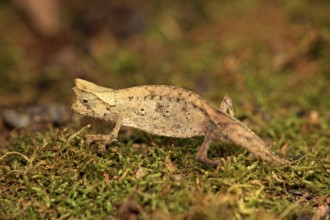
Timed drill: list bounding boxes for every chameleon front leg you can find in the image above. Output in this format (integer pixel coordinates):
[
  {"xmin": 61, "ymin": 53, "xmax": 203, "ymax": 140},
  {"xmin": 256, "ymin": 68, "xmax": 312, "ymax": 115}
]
[
  {"xmin": 219, "ymin": 95, "xmax": 235, "ymax": 118},
  {"xmin": 195, "ymin": 125, "xmax": 221, "ymax": 166},
  {"xmin": 85, "ymin": 115, "xmax": 123, "ymax": 145}
]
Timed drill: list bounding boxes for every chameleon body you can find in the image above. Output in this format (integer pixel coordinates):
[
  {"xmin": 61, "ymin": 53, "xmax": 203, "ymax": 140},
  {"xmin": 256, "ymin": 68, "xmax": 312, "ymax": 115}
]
[{"xmin": 72, "ymin": 78, "xmax": 289, "ymax": 166}]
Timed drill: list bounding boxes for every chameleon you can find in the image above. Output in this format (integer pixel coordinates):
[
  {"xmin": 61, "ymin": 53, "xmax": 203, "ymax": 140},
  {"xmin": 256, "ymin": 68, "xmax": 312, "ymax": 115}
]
[{"xmin": 72, "ymin": 78, "xmax": 290, "ymax": 166}]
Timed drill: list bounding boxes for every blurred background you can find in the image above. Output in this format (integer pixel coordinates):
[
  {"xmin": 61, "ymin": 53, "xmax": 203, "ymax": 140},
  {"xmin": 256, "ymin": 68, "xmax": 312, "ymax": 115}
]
[
  {"xmin": 1, "ymin": 1, "xmax": 330, "ymax": 218},
  {"xmin": 0, "ymin": 0, "xmax": 329, "ymax": 115}
]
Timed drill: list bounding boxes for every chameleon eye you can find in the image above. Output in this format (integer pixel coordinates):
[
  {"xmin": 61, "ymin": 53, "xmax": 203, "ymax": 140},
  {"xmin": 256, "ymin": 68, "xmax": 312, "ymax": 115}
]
[{"xmin": 83, "ymin": 99, "xmax": 88, "ymax": 103}]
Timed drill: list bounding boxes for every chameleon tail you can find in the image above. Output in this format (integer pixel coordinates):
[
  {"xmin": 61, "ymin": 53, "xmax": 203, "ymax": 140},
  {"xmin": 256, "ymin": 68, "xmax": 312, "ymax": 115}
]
[{"xmin": 213, "ymin": 111, "xmax": 290, "ymax": 166}]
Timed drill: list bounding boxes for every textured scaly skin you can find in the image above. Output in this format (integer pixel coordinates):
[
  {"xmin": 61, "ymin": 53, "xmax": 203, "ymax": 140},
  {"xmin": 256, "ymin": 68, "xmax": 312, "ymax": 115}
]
[{"xmin": 72, "ymin": 79, "xmax": 289, "ymax": 166}]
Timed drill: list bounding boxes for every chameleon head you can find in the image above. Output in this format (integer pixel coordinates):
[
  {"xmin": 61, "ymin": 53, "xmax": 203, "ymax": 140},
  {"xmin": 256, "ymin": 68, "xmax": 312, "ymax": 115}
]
[{"xmin": 72, "ymin": 78, "xmax": 116, "ymax": 119}]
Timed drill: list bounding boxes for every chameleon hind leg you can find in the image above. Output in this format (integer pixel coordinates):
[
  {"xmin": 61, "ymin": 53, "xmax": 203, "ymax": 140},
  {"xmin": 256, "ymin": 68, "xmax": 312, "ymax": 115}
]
[
  {"xmin": 85, "ymin": 115, "xmax": 123, "ymax": 145},
  {"xmin": 195, "ymin": 95, "xmax": 236, "ymax": 166},
  {"xmin": 195, "ymin": 125, "xmax": 221, "ymax": 166},
  {"xmin": 219, "ymin": 95, "xmax": 235, "ymax": 118}
]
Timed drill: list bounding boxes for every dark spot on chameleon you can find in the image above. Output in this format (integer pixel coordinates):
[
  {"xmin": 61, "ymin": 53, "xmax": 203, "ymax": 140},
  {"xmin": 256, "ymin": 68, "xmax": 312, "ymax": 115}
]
[
  {"xmin": 103, "ymin": 113, "xmax": 108, "ymax": 117},
  {"xmin": 176, "ymin": 98, "xmax": 180, "ymax": 103},
  {"xmin": 144, "ymin": 96, "xmax": 148, "ymax": 100},
  {"xmin": 156, "ymin": 103, "xmax": 164, "ymax": 112},
  {"xmin": 245, "ymin": 136, "xmax": 253, "ymax": 142},
  {"xmin": 216, "ymin": 122, "xmax": 229, "ymax": 127},
  {"xmin": 223, "ymin": 134, "xmax": 229, "ymax": 140},
  {"xmin": 174, "ymin": 124, "xmax": 181, "ymax": 129},
  {"xmin": 106, "ymin": 107, "xmax": 110, "ymax": 110},
  {"xmin": 151, "ymin": 95, "xmax": 156, "ymax": 100},
  {"xmin": 128, "ymin": 96, "xmax": 134, "ymax": 101},
  {"xmin": 140, "ymin": 108, "xmax": 144, "ymax": 111},
  {"xmin": 83, "ymin": 99, "xmax": 88, "ymax": 103},
  {"xmin": 159, "ymin": 96, "xmax": 163, "ymax": 100}
]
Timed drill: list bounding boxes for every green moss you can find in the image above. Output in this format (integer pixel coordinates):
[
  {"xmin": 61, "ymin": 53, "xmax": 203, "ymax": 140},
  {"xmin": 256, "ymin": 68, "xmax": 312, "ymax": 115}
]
[{"xmin": 1, "ymin": 122, "xmax": 329, "ymax": 219}]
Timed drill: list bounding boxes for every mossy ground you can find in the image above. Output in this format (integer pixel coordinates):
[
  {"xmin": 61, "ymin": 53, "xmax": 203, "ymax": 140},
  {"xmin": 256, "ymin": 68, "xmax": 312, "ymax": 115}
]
[{"xmin": 0, "ymin": 0, "xmax": 330, "ymax": 219}]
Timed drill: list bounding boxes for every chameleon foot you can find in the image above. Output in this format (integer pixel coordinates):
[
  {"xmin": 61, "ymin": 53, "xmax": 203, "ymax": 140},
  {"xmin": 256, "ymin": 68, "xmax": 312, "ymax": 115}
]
[
  {"xmin": 195, "ymin": 155, "xmax": 222, "ymax": 166},
  {"xmin": 195, "ymin": 126, "xmax": 221, "ymax": 166},
  {"xmin": 84, "ymin": 116, "xmax": 123, "ymax": 145},
  {"xmin": 219, "ymin": 95, "xmax": 235, "ymax": 117},
  {"xmin": 85, "ymin": 134, "xmax": 117, "ymax": 145}
]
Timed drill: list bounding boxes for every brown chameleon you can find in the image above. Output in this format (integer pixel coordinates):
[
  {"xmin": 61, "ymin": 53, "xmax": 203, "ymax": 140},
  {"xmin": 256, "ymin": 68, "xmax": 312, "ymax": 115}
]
[{"xmin": 72, "ymin": 78, "xmax": 289, "ymax": 166}]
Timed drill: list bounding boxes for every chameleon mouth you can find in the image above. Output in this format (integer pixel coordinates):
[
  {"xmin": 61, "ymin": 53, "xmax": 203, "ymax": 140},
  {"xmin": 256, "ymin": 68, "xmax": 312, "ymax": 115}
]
[
  {"xmin": 71, "ymin": 100, "xmax": 82, "ymax": 112},
  {"xmin": 71, "ymin": 100, "xmax": 90, "ymax": 115}
]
